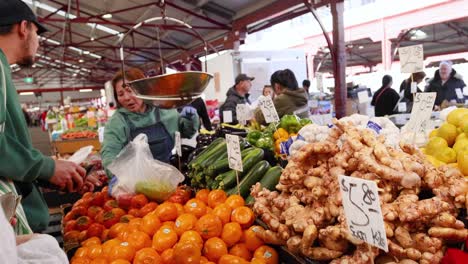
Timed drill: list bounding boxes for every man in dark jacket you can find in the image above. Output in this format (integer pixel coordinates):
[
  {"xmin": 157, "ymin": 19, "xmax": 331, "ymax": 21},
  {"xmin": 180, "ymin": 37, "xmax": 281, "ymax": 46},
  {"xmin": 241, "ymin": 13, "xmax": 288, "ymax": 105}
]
[
  {"xmin": 219, "ymin": 73, "xmax": 254, "ymax": 123},
  {"xmin": 425, "ymin": 61, "xmax": 466, "ymax": 106}
]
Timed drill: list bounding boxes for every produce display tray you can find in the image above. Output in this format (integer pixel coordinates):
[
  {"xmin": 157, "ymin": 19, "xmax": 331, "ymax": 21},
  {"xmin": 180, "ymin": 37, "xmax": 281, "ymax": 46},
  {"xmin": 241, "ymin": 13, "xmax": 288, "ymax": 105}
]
[{"xmin": 53, "ymin": 138, "xmax": 101, "ymax": 155}]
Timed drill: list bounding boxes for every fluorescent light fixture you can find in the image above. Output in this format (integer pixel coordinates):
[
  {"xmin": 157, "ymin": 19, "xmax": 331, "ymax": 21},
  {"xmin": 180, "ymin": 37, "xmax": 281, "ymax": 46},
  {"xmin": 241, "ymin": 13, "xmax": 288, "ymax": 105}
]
[
  {"xmin": 68, "ymin": 46, "xmax": 82, "ymax": 53},
  {"xmin": 359, "ymin": 46, "xmax": 364, "ymax": 49},
  {"xmin": 32, "ymin": 64, "xmax": 36, "ymax": 68},
  {"xmin": 89, "ymin": 53, "xmax": 102, "ymax": 59},
  {"xmin": 102, "ymin": 13, "xmax": 113, "ymax": 19},
  {"xmin": 87, "ymin": 23, "xmax": 120, "ymax": 36},
  {"xmin": 90, "ymin": 37, "xmax": 95, "ymax": 41},
  {"xmin": 80, "ymin": 89, "xmax": 93, "ymax": 92},
  {"xmin": 410, "ymin": 29, "xmax": 427, "ymax": 40},
  {"xmin": 73, "ymin": 73, "xmax": 78, "ymax": 77},
  {"xmin": 83, "ymin": 51, "xmax": 90, "ymax": 55},
  {"xmin": 20, "ymin": 92, "xmax": 34, "ymax": 95},
  {"xmin": 79, "ymin": 59, "xmax": 84, "ymax": 63}
]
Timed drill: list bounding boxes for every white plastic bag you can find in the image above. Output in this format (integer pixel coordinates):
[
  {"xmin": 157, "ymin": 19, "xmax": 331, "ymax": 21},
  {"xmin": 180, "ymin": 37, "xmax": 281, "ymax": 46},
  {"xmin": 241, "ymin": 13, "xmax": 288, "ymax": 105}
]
[{"xmin": 108, "ymin": 134, "xmax": 184, "ymax": 201}]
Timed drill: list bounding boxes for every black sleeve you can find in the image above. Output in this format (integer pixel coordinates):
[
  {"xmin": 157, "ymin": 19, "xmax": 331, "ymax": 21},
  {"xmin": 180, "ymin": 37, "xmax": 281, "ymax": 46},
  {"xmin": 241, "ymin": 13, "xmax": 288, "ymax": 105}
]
[
  {"xmin": 219, "ymin": 99, "xmax": 237, "ymax": 124},
  {"xmin": 391, "ymin": 90, "xmax": 400, "ymax": 114},
  {"xmin": 191, "ymin": 98, "xmax": 212, "ymax": 130}
]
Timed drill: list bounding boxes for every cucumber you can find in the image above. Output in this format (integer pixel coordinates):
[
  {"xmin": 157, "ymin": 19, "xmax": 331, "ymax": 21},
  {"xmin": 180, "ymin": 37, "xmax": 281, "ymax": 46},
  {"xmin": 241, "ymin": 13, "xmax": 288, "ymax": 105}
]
[
  {"xmin": 218, "ymin": 148, "xmax": 264, "ymax": 189},
  {"xmin": 189, "ymin": 138, "xmax": 224, "ymax": 169},
  {"xmin": 196, "ymin": 141, "xmax": 227, "ymax": 170},
  {"xmin": 205, "ymin": 147, "xmax": 255, "ymax": 177},
  {"xmin": 227, "ymin": 160, "xmax": 270, "ymax": 197},
  {"xmin": 259, "ymin": 166, "xmax": 282, "ymax": 191}
]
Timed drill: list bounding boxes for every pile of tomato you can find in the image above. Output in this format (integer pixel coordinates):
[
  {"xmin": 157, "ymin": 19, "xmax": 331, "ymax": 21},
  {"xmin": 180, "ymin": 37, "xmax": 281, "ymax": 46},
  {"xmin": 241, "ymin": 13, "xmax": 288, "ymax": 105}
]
[{"xmin": 68, "ymin": 188, "xmax": 278, "ymax": 264}]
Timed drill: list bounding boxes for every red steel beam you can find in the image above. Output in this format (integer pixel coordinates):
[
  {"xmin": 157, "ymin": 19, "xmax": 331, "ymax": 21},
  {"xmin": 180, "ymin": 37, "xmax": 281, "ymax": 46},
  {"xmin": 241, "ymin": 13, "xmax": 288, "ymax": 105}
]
[
  {"xmin": 85, "ymin": 2, "xmax": 156, "ymax": 20},
  {"xmin": 17, "ymin": 86, "xmax": 103, "ymax": 93},
  {"xmin": 41, "ymin": 43, "xmax": 177, "ymax": 50}
]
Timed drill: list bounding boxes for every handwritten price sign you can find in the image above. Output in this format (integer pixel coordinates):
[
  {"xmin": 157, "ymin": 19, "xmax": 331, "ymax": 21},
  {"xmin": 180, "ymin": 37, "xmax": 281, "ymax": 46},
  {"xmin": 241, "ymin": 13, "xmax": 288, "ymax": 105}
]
[
  {"xmin": 175, "ymin": 131, "xmax": 182, "ymax": 157},
  {"xmin": 339, "ymin": 175, "xmax": 388, "ymax": 252},
  {"xmin": 399, "ymin": 45, "xmax": 424, "ymax": 73},
  {"xmin": 404, "ymin": 92, "xmax": 436, "ymax": 134},
  {"xmin": 236, "ymin": 104, "xmax": 250, "ymax": 125},
  {"xmin": 226, "ymin": 134, "xmax": 243, "ymax": 172},
  {"xmin": 259, "ymin": 96, "xmax": 279, "ymax": 123}
]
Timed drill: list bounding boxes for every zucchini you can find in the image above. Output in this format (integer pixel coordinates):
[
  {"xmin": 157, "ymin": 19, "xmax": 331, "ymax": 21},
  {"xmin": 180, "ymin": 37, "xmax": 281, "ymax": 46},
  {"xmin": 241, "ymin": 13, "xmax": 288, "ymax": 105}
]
[
  {"xmin": 227, "ymin": 160, "xmax": 270, "ymax": 197},
  {"xmin": 259, "ymin": 166, "xmax": 282, "ymax": 191},
  {"xmin": 245, "ymin": 195, "xmax": 254, "ymax": 205},
  {"xmin": 189, "ymin": 138, "xmax": 224, "ymax": 168},
  {"xmin": 195, "ymin": 141, "xmax": 227, "ymax": 170},
  {"xmin": 218, "ymin": 148, "xmax": 264, "ymax": 189},
  {"xmin": 205, "ymin": 147, "xmax": 255, "ymax": 177}
]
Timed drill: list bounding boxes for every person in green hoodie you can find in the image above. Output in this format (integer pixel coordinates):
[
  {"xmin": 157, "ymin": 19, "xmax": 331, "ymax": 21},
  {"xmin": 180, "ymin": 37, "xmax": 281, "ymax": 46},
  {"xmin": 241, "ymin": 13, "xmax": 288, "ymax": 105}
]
[
  {"xmin": 254, "ymin": 69, "xmax": 309, "ymax": 124},
  {"xmin": 101, "ymin": 68, "xmax": 199, "ymax": 175},
  {"xmin": 0, "ymin": 0, "xmax": 90, "ymax": 233}
]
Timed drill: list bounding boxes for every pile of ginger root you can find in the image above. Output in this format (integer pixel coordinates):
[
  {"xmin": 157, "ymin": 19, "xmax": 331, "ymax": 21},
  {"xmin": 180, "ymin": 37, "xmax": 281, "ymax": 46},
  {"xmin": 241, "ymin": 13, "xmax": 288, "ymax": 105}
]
[{"xmin": 251, "ymin": 119, "xmax": 468, "ymax": 264}]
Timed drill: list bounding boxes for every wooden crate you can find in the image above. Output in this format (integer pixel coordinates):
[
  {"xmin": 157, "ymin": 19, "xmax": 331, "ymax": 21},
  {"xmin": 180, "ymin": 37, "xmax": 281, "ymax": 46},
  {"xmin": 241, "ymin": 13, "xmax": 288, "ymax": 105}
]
[{"xmin": 53, "ymin": 138, "xmax": 101, "ymax": 155}]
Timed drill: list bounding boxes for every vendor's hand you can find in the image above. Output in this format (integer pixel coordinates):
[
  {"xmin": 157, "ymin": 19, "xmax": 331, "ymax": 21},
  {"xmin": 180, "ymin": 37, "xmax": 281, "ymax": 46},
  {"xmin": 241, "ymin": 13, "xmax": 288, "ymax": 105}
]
[
  {"xmin": 181, "ymin": 106, "xmax": 196, "ymax": 119},
  {"xmin": 50, "ymin": 160, "xmax": 86, "ymax": 192},
  {"xmin": 78, "ymin": 174, "xmax": 101, "ymax": 194}
]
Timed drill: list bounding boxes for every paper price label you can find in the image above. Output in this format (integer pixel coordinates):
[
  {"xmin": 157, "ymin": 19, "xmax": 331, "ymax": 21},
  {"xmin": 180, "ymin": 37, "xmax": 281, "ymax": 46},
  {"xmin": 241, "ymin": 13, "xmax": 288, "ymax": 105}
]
[
  {"xmin": 259, "ymin": 96, "xmax": 279, "ymax": 123},
  {"xmin": 404, "ymin": 92, "xmax": 436, "ymax": 134},
  {"xmin": 175, "ymin": 131, "xmax": 182, "ymax": 157},
  {"xmin": 236, "ymin": 104, "xmax": 249, "ymax": 125},
  {"xmin": 411, "ymin": 82, "xmax": 417, "ymax": 93},
  {"xmin": 223, "ymin": 111, "xmax": 233, "ymax": 123},
  {"xmin": 226, "ymin": 134, "xmax": 243, "ymax": 171},
  {"xmin": 357, "ymin": 91, "xmax": 370, "ymax": 104},
  {"xmin": 339, "ymin": 175, "xmax": 388, "ymax": 252},
  {"xmin": 398, "ymin": 102, "xmax": 407, "ymax": 113},
  {"xmin": 316, "ymin": 72, "xmax": 324, "ymax": 92},
  {"xmin": 398, "ymin": 44, "xmax": 424, "ymax": 73},
  {"xmin": 456, "ymin": 88, "xmax": 463, "ymax": 99}
]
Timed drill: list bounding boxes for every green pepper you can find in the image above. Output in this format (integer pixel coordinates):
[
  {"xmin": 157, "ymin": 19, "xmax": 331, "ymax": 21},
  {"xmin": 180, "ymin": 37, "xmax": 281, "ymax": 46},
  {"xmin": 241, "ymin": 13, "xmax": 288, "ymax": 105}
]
[
  {"xmin": 299, "ymin": 118, "xmax": 312, "ymax": 127},
  {"xmin": 263, "ymin": 123, "xmax": 278, "ymax": 136},
  {"xmin": 246, "ymin": 130, "xmax": 262, "ymax": 145},
  {"xmin": 256, "ymin": 136, "xmax": 274, "ymax": 151},
  {"xmin": 280, "ymin": 115, "xmax": 300, "ymax": 134}
]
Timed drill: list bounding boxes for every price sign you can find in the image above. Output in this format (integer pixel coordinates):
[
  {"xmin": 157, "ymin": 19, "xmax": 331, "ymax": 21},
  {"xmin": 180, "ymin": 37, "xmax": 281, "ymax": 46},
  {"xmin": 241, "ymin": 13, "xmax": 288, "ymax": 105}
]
[
  {"xmin": 259, "ymin": 96, "xmax": 279, "ymax": 123},
  {"xmin": 339, "ymin": 175, "xmax": 388, "ymax": 251},
  {"xmin": 175, "ymin": 131, "xmax": 182, "ymax": 157},
  {"xmin": 236, "ymin": 104, "xmax": 249, "ymax": 125},
  {"xmin": 316, "ymin": 72, "xmax": 324, "ymax": 92},
  {"xmin": 398, "ymin": 45, "xmax": 424, "ymax": 73},
  {"xmin": 398, "ymin": 102, "xmax": 407, "ymax": 113},
  {"xmin": 358, "ymin": 91, "xmax": 370, "ymax": 104},
  {"xmin": 404, "ymin": 92, "xmax": 436, "ymax": 133},
  {"xmin": 223, "ymin": 111, "xmax": 233, "ymax": 123},
  {"xmin": 98, "ymin": 127, "xmax": 105, "ymax": 143},
  {"xmin": 226, "ymin": 134, "xmax": 243, "ymax": 172},
  {"xmin": 411, "ymin": 82, "xmax": 417, "ymax": 93},
  {"xmin": 455, "ymin": 88, "xmax": 464, "ymax": 99}
]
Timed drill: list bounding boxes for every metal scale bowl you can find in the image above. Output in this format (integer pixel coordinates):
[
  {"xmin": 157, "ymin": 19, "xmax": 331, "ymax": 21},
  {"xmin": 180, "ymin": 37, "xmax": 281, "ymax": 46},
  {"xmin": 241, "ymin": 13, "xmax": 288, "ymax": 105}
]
[{"xmin": 120, "ymin": 16, "xmax": 213, "ymax": 108}]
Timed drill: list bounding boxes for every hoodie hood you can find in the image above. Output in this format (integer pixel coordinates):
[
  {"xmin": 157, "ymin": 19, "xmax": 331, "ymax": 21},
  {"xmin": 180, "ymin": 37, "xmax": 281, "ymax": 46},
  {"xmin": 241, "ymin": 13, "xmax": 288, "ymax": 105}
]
[
  {"xmin": 281, "ymin": 88, "xmax": 308, "ymax": 106},
  {"xmin": 431, "ymin": 69, "xmax": 463, "ymax": 83}
]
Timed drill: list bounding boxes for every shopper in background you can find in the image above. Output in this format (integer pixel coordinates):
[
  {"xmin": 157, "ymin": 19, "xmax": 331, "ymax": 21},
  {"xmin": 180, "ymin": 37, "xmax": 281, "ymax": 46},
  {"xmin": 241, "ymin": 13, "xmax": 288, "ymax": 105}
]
[
  {"xmin": 303, "ymin": 79, "xmax": 311, "ymax": 95},
  {"xmin": 262, "ymin": 85, "xmax": 275, "ymax": 99},
  {"xmin": 371, "ymin": 75, "xmax": 399, "ymax": 117},
  {"xmin": 190, "ymin": 97, "xmax": 212, "ymax": 130},
  {"xmin": 101, "ymin": 68, "xmax": 199, "ymax": 173},
  {"xmin": 399, "ymin": 71, "xmax": 426, "ymax": 102},
  {"xmin": 0, "ymin": 0, "xmax": 93, "ymax": 233},
  {"xmin": 425, "ymin": 61, "xmax": 466, "ymax": 107},
  {"xmin": 21, "ymin": 104, "xmax": 32, "ymax": 127},
  {"xmin": 254, "ymin": 69, "xmax": 308, "ymax": 124},
  {"xmin": 219, "ymin": 73, "xmax": 254, "ymax": 124}
]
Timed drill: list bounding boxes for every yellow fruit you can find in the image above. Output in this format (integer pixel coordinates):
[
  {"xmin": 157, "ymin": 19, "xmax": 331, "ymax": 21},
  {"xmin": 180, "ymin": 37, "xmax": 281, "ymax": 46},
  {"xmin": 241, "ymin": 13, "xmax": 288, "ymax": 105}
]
[
  {"xmin": 429, "ymin": 129, "xmax": 438, "ymax": 138},
  {"xmin": 456, "ymin": 133, "xmax": 467, "ymax": 142},
  {"xmin": 459, "ymin": 115, "xmax": 468, "ymax": 133},
  {"xmin": 420, "ymin": 148, "xmax": 426, "ymax": 154},
  {"xmin": 425, "ymin": 155, "xmax": 446, "ymax": 167},
  {"xmin": 426, "ymin": 137, "xmax": 448, "ymax": 155},
  {"xmin": 437, "ymin": 123, "xmax": 458, "ymax": 146},
  {"xmin": 458, "ymin": 150, "xmax": 468, "ymax": 175},
  {"xmin": 434, "ymin": 147, "xmax": 457, "ymax": 164},
  {"xmin": 447, "ymin": 163, "xmax": 458, "ymax": 168},
  {"xmin": 453, "ymin": 139, "xmax": 468, "ymax": 155},
  {"xmin": 447, "ymin": 108, "xmax": 468, "ymax": 127}
]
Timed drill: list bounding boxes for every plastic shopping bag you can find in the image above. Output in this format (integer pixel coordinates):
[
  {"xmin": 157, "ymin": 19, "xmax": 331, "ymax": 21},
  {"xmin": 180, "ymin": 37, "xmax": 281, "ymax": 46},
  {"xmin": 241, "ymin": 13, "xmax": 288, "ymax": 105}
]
[{"xmin": 108, "ymin": 134, "xmax": 184, "ymax": 202}]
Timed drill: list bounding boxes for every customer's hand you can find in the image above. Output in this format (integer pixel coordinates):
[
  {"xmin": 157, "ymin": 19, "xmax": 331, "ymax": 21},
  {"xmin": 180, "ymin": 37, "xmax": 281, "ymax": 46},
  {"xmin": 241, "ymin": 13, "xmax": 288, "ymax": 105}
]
[
  {"xmin": 49, "ymin": 160, "xmax": 86, "ymax": 192},
  {"xmin": 78, "ymin": 174, "xmax": 101, "ymax": 194}
]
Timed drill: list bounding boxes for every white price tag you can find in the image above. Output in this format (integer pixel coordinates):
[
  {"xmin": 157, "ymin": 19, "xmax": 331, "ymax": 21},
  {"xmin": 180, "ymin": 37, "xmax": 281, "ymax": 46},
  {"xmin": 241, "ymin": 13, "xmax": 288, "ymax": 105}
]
[
  {"xmin": 259, "ymin": 96, "xmax": 279, "ymax": 123},
  {"xmin": 398, "ymin": 44, "xmax": 424, "ymax": 73},
  {"xmin": 175, "ymin": 131, "xmax": 182, "ymax": 156},
  {"xmin": 339, "ymin": 175, "xmax": 388, "ymax": 252},
  {"xmin": 410, "ymin": 82, "xmax": 417, "ymax": 93},
  {"xmin": 223, "ymin": 111, "xmax": 233, "ymax": 123},
  {"xmin": 398, "ymin": 102, "xmax": 407, "ymax": 112},
  {"xmin": 309, "ymin": 100, "xmax": 319, "ymax": 108},
  {"xmin": 357, "ymin": 91, "xmax": 370, "ymax": 104},
  {"xmin": 404, "ymin": 92, "xmax": 436, "ymax": 133},
  {"xmin": 98, "ymin": 127, "xmax": 105, "ymax": 143},
  {"xmin": 316, "ymin": 72, "xmax": 324, "ymax": 92},
  {"xmin": 226, "ymin": 134, "xmax": 243, "ymax": 172},
  {"xmin": 236, "ymin": 104, "xmax": 249, "ymax": 125},
  {"xmin": 455, "ymin": 88, "xmax": 463, "ymax": 99}
]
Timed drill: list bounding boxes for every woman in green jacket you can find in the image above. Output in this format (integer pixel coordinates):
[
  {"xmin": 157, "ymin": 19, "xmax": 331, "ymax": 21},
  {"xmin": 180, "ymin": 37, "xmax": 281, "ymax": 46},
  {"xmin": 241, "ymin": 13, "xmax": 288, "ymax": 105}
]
[
  {"xmin": 254, "ymin": 69, "xmax": 309, "ymax": 124},
  {"xmin": 101, "ymin": 68, "xmax": 199, "ymax": 173}
]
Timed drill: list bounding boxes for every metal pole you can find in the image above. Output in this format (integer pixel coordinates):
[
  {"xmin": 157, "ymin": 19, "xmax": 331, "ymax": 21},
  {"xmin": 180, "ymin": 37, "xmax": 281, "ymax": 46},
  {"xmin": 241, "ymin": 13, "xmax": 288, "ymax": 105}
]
[{"xmin": 331, "ymin": 1, "xmax": 346, "ymax": 118}]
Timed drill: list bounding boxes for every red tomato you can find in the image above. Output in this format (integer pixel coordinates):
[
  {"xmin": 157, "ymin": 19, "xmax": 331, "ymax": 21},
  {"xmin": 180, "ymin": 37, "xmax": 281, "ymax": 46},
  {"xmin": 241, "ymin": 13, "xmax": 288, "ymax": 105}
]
[
  {"xmin": 139, "ymin": 202, "xmax": 158, "ymax": 217},
  {"xmin": 111, "ymin": 208, "xmax": 126, "ymax": 219},
  {"xmin": 103, "ymin": 200, "xmax": 119, "ymax": 211},
  {"xmin": 64, "ymin": 220, "xmax": 77, "ymax": 233},
  {"xmin": 131, "ymin": 194, "xmax": 148, "ymax": 209},
  {"xmin": 63, "ymin": 230, "xmax": 81, "ymax": 243},
  {"xmin": 70, "ymin": 206, "xmax": 88, "ymax": 219},
  {"xmin": 76, "ymin": 216, "xmax": 92, "ymax": 231},
  {"xmin": 90, "ymin": 192, "xmax": 106, "ymax": 207},
  {"xmin": 116, "ymin": 193, "xmax": 134, "ymax": 210},
  {"xmin": 100, "ymin": 211, "xmax": 121, "ymax": 229},
  {"xmin": 167, "ymin": 186, "xmax": 191, "ymax": 204},
  {"xmin": 87, "ymin": 223, "xmax": 105, "ymax": 238},
  {"xmin": 87, "ymin": 206, "xmax": 104, "ymax": 220},
  {"xmin": 73, "ymin": 198, "xmax": 91, "ymax": 209}
]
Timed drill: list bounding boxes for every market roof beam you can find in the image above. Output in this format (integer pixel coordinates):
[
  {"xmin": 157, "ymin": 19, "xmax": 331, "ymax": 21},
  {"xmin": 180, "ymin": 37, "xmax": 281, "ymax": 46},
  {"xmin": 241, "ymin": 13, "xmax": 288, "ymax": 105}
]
[{"xmin": 165, "ymin": 0, "xmax": 231, "ymax": 30}]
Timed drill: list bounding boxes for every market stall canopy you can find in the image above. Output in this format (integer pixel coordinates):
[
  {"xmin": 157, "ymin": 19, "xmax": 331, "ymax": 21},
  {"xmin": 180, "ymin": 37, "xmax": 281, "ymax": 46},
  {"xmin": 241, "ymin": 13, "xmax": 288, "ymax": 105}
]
[{"xmin": 12, "ymin": 0, "xmax": 336, "ymax": 95}]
